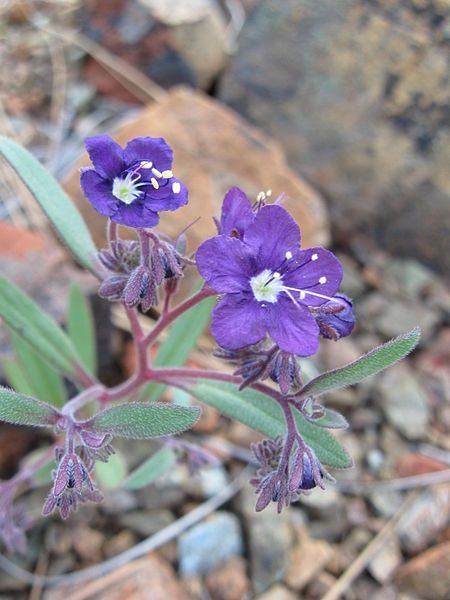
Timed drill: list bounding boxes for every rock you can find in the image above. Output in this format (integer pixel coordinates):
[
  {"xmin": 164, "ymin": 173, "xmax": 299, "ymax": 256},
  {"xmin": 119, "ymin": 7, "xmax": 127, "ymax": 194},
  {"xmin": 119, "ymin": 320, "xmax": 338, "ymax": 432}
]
[
  {"xmin": 119, "ymin": 509, "xmax": 174, "ymax": 537},
  {"xmin": 205, "ymin": 556, "xmax": 251, "ymax": 600},
  {"xmin": 305, "ymin": 571, "xmax": 337, "ymax": 598},
  {"xmin": 397, "ymin": 484, "xmax": 450, "ymax": 554},
  {"xmin": 219, "ymin": 0, "xmax": 450, "ymax": 276},
  {"xmin": 257, "ymin": 584, "xmax": 298, "ymax": 600},
  {"xmin": 378, "ymin": 363, "xmax": 430, "ymax": 440},
  {"xmin": 178, "ymin": 511, "xmax": 244, "ymax": 576},
  {"xmin": 63, "ymin": 87, "xmax": 330, "ymax": 253},
  {"xmin": 286, "ymin": 528, "xmax": 333, "ymax": 591},
  {"xmin": 417, "ymin": 327, "xmax": 450, "ymax": 405},
  {"xmin": 369, "ymin": 489, "xmax": 404, "ymax": 519},
  {"xmin": 71, "ymin": 525, "xmax": 104, "ymax": 563},
  {"xmin": 44, "ymin": 555, "xmax": 187, "ymax": 600},
  {"xmin": 240, "ymin": 484, "xmax": 294, "ymax": 594},
  {"xmin": 367, "ymin": 534, "xmax": 402, "ymax": 584},
  {"xmin": 396, "ymin": 453, "xmax": 448, "ymax": 478},
  {"xmin": 395, "ymin": 541, "xmax": 450, "ymax": 600},
  {"xmin": 104, "ymin": 530, "xmax": 138, "ymax": 558},
  {"xmin": 375, "ymin": 299, "xmax": 439, "ymax": 342}
]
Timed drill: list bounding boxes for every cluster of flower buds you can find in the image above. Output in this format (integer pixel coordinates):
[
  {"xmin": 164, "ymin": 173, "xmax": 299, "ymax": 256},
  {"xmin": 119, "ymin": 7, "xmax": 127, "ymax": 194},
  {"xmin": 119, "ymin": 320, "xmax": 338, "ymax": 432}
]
[
  {"xmin": 312, "ymin": 293, "xmax": 356, "ymax": 341},
  {"xmin": 42, "ymin": 427, "xmax": 114, "ymax": 520},
  {"xmin": 215, "ymin": 343, "xmax": 303, "ymax": 395},
  {"xmin": 250, "ymin": 436, "xmax": 328, "ymax": 513},
  {"xmin": 98, "ymin": 232, "xmax": 186, "ymax": 313}
]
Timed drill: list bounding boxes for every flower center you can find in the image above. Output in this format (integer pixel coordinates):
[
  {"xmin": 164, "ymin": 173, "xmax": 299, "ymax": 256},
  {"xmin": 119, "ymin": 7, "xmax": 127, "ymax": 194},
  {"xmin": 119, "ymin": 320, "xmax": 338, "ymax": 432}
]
[
  {"xmin": 250, "ymin": 269, "xmax": 285, "ymax": 303},
  {"xmin": 112, "ymin": 172, "xmax": 147, "ymax": 204}
]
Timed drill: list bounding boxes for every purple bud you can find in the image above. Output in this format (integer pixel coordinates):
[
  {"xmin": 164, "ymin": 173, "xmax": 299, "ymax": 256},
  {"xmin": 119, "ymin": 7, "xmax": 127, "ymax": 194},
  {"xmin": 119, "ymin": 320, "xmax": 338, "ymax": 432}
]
[
  {"xmin": 98, "ymin": 275, "xmax": 128, "ymax": 300},
  {"xmin": 151, "ymin": 242, "xmax": 183, "ymax": 286},
  {"xmin": 123, "ymin": 265, "xmax": 157, "ymax": 311},
  {"xmin": 295, "ymin": 447, "xmax": 324, "ymax": 492},
  {"xmin": 314, "ymin": 294, "xmax": 356, "ymax": 340},
  {"xmin": 53, "ymin": 453, "xmax": 87, "ymax": 496},
  {"xmin": 98, "ymin": 249, "xmax": 119, "ymax": 271}
]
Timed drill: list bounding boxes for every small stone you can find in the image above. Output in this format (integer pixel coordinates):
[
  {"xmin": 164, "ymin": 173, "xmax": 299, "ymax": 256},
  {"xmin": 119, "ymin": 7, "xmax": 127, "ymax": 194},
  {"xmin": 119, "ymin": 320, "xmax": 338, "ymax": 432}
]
[
  {"xmin": 205, "ymin": 556, "xmax": 251, "ymax": 600},
  {"xmin": 72, "ymin": 525, "xmax": 104, "ymax": 563},
  {"xmin": 366, "ymin": 448, "xmax": 385, "ymax": 474},
  {"xmin": 104, "ymin": 530, "xmax": 137, "ymax": 558},
  {"xmin": 370, "ymin": 489, "xmax": 405, "ymax": 519},
  {"xmin": 286, "ymin": 529, "xmax": 333, "ymax": 591},
  {"xmin": 305, "ymin": 571, "xmax": 337, "ymax": 598},
  {"xmin": 378, "ymin": 363, "xmax": 430, "ymax": 440},
  {"xmin": 240, "ymin": 484, "xmax": 294, "ymax": 594},
  {"xmin": 367, "ymin": 534, "xmax": 402, "ymax": 583},
  {"xmin": 299, "ymin": 486, "xmax": 344, "ymax": 517},
  {"xmin": 257, "ymin": 584, "xmax": 298, "ymax": 600},
  {"xmin": 395, "ymin": 541, "xmax": 450, "ymax": 600},
  {"xmin": 119, "ymin": 509, "xmax": 174, "ymax": 537},
  {"xmin": 396, "ymin": 453, "xmax": 448, "ymax": 478},
  {"xmin": 397, "ymin": 484, "xmax": 450, "ymax": 554},
  {"xmin": 178, "ymin": 511, "xmax": 244, "ymax": 577},
  {"xmin": 116, "ymin": 1, "xmax": 155, "ymax": 45},
  {"xmin": 375, "ymin": 299, "xmax": 439, "ymax": 342}
]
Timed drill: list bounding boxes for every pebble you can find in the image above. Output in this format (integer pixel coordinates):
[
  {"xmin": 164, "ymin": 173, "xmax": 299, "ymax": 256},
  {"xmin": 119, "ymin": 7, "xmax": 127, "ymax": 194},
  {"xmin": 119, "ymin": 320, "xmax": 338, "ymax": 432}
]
[
  {"xmin": 72, "ymin": 525, "xmax": 104, "ymax": 563},
  {"xmin": 178, "ymin": 511, "xmax": 244, "ymax": 577},
  {"xmin": 378, "ymin": 364, "xmax": 430, "ymax": 440},
  {"xmin": 375, "ymin": 299, "xmax": 439, "ymax": 342},
  {"xmin": 286, "ymin": 528, "xmax": 333, "ymax": 591},
  {"xmin": 119, "ymin": 509, "xmax": 174, "ymax": 537},
  {"xmin": 369, "ymin": 489, "xmax": 405, "ymax": 519},
  {"xmin": 257, "ymin": 584, "xmax": 298, "ymax": 600},
  {"xmin": 397, "ymin": 484, "xmax": 450, "ymax": 554},
  {"xmin": 368, "ymin": 534, "xmax": 402, "ymax": 583},
  {"xmin": 104, "ymin": 530, "xmax": 137, "ymax": 558},
  {"xmin": 395, "ymin": 541, "xmax": 450, "ymax": 600},
  {"xmin": 205, "ymin": 556, "xmax": 251, "ymax": 600}
]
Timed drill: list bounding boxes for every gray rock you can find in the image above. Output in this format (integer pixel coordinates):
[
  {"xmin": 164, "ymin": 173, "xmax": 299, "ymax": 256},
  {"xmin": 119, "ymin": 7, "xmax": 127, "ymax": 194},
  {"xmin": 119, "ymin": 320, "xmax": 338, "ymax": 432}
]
[
  {"xmin": 119, "ymin": 509, "xmax": 175, "ymax": 537},
  {"xmin": 375, "ymin": 299, "xmax": 439, "ymax": 342},
  {"xmin": 397, "ymin": 484, "xmax": 450, "ymax": 554},
  {"xmin": 370, "ymin": 489, "xmax": 405, "ymax": 519},
  {"xmin": 240, "ymin": 484, "xmax": 294, "ymax": 593},
  {"xmin": 219, "ymin": 0, "xmax": 450, "ymax": 275},
  {"xmin": 178, "ymin": 511, "xmax": 244, "ymax": 576},
  {"xmin": 378, "ymin": 363, "xmax": 430, "ymax": 440},
  {"xmin": 116, "ymin": 1, "xmax": 155, "ymax": 45}
]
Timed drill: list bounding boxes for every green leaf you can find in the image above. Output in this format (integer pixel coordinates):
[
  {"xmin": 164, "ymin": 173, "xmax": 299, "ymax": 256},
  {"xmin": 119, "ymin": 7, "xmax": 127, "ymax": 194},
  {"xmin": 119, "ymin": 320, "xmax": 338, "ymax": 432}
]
[
  {"xmin": 141, "ymin": 283, "xmax": 215, "ymax": 401},
  {"xmin": 300, "ymin": 328, "xmax": 421, "ymax": 398},
  {"xmin": 0, "ymin": 273, "xmax": 81, "ymax": 377},
  {"xmin": 68, "ymin": 284, "xmax": 97, "ymax": 375},
  {"xmin": 2, "ymin": 358, "xmax": 35, "ymax": 397},
  {"xmin": 88, "ymin": 402, "xmax": 201, "ymax": 439},
  {"xmin": 0, "ymin": 387, "xmax": 60, "ymax": 427},
  {"xmin": 8, "ymin": 330, "xmax": 66, "ymax": 408},
  {"xmin": 124, "ymin": 447, "xmax": 176, "ymax": 490},
  {"xmin": 0, "ymin": 136, "xmax": 97, "ymax": 273},
  {"xmin": 186, "ymin": 380, "xmax": 352, "ymax": 469},
  {"xmin": 95, "ymin": 451, "xmax": 127, "ymax": 490}
]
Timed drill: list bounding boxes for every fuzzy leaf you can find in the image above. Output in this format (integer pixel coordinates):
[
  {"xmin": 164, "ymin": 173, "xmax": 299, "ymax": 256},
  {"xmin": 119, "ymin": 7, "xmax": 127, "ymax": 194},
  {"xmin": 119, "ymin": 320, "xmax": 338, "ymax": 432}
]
[
  {"xmin": 95, "ymin": 451, "xmax": 127, "ymax": 490},
  {"xmin": 0, "ymin": 274, "xmax": 81, "ymax": 377},
  {"xmin": 142, "ymin": 283, "xmax": 214, "ymax": 401},
  {"xmin": 124, "ymin": 447, "xmax": 176, "ymax": 490},
  {"xmin": 0, "ymin": 387, "xmax": 60, "ymax": 427},
  {"xmin": 300, "ymin": 328, "xmax": 421, "ymax": 398},
  {"xmin": 0, "ymin": 136, "xmax": 97, "ymax": 273},
  {"xmin": 2, "ymin": 358, "xmax": 35, "ymax": 397},
  {"xmin": 307, "ymin": 408, "xmax": 349, "ymax": 429},
  {"xmin": 186, "ymin": 380, "xmax": 352, "ymax": 469},
  {"xmin": 88, "ymin": 403, "xmax": 200, "ymax": 439},
  {"xmin": 68, "ymin": 283, "xmax": 97, "ymax": 375}
]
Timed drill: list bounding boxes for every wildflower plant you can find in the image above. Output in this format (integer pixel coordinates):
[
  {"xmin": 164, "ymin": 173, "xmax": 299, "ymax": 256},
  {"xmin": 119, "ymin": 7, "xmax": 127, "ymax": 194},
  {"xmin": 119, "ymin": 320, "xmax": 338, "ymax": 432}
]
[{"xmin": 0, "ymin": 134, "xmax": 420, "ymax": 553}]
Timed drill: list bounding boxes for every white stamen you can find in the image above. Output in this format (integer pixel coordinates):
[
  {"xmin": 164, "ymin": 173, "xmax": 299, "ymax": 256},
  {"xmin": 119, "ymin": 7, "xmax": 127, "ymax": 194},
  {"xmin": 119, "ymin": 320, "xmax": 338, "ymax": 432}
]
[
  {"xmin": 256, "ymin": 191, "xmax": 265, "ymax": 202},
  {"xmin": 285, "ymin": 251, "xmax": 293, "ymax": 260},
  {"xmin": 250, "ymin": 269, "xmax": 284, "ymax": 303},
  {"xmin": 299, "ymin": 291, "xmax": 306, "ymax": 300},
  {"xmin": 273, "ymin": 272, "xmax": 281, "ymax": 279},
  {"xmin": 319, "ymin": 276, "xmax": 327, "ymax": 284},
  {"xmin": 152, "ymin": 168, "xmax": 162, "ymax": 178},
  {"xmin": 151, "ymin": 177, "xmax": 159, "ymax": 189},
  {"xmin": 172, "ymin": 182, "xmax": 181, "ymax": 194},
  {"xmin": 311, "ymin": 253, "xmax": 318, "ymax": 261},
  {"xmin": 140, "ymin": 161, "xmax": 153, "ymax": 169},
  {"xmin": 162, "ymin": 170, "xmax": 173, "ymax": 179},
  {"xmin": 266, "ymin": 189, "xmax": 272, "ymax": 197}
]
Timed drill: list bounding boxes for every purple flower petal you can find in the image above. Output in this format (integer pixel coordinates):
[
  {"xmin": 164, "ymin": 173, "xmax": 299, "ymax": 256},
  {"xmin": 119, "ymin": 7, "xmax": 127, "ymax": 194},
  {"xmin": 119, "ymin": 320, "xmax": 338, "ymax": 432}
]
[
  {"xmin": 266, "ymin": 298, "xmax": 320, "ymax": 356},
  {"xmin": 285, "ymin": 247, "xmax": 343, "ymax": 307},
  {"xmin": 196, "ymin": 236, "xmax": 255, "ymax": 293},
  {"xmin": 80, "ymin": 169, "xmax": 118, "ymax": 217},
  {"xmin": 123, "ymin": 136, "xmax": 173, "ymax": 171},
  {"xmin": 146, "ymin": 178, "xmax": 188, "ymax": 212},
  {"xmin": 244, "ymin": 205, "xmax": 301, "ymax": 269},
  {"xmin": 85, "ymin": 135, "xmax": 124, "ymax": 180},
  {"xmin": 220, "ymin": 187, "xmax": 255, "ymax": 237},
  {"xmin": 211, "ymin": 295, "xmax": 266, "ymax": 349}
]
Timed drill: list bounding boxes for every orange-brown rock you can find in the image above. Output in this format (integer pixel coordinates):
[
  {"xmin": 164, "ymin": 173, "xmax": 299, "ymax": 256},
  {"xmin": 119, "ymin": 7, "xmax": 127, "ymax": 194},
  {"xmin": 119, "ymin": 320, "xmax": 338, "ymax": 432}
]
[
  {"xmin": 395, "ymin": 541, "xmax": 450, "ymax": 600},
  {"xmin": 63, "ymin": 87, "xmax": 329, "ymax": 254}
]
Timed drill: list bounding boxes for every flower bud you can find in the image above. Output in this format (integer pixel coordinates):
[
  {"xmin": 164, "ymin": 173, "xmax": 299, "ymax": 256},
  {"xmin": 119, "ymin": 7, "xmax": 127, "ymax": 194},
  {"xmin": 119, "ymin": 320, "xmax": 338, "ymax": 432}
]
[
  {"xmin": 123, "ymin": 265, "xmax": 158, "ymax": 312},
  {"xmin": 98, "ymin": 275, "xmax": 128, "ymax": 301},
  {"xmin": 314, "ymin": 294, "xmax": 355, "ymax": 340}
]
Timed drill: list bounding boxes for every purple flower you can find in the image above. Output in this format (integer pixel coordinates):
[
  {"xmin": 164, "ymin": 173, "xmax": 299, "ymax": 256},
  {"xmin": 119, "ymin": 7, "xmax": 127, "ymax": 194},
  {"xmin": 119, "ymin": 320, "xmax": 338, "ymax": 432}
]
[
  {"xmin": 313, "ymin": 293, "xmax": 356, "ymax": 340},
  {"xmin": 196, "ymin": 205, "xmax": 343, "ymax": 356},
  {"xmin": 80, "ymin": 135, "xmax": 188, "ymax": 228},
  {"xmin": 217, "ymin": 187, "xmax": 255, "ymax": 238}
]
